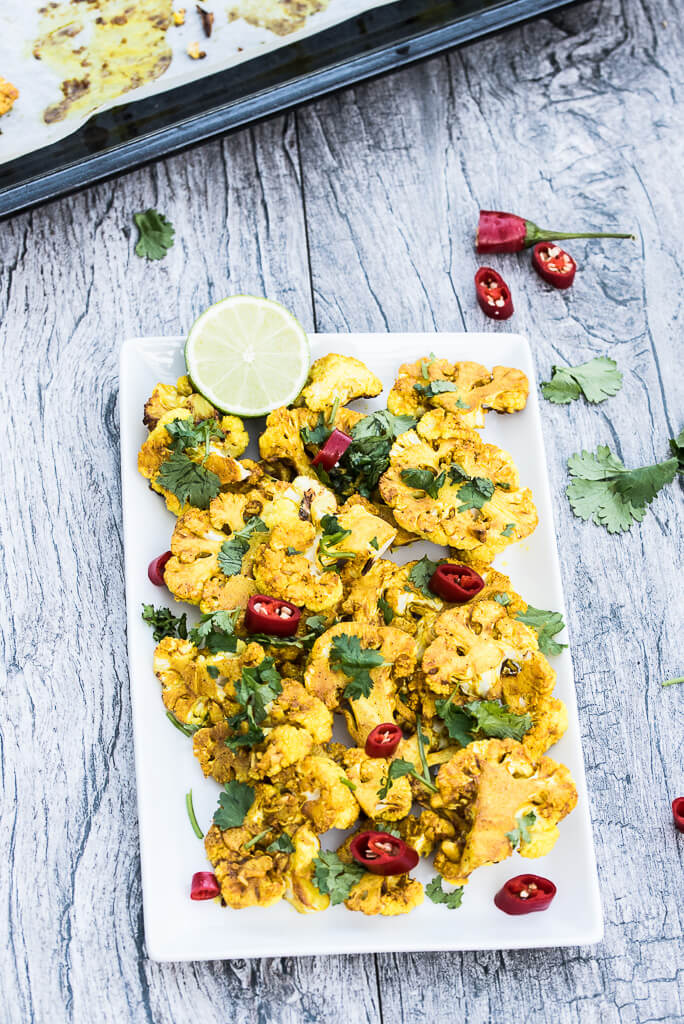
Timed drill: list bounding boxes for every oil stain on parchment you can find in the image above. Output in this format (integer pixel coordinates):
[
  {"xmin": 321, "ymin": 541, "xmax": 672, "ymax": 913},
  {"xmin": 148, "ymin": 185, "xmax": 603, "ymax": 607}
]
[
  {"xmin": 33, "ymin": 0, "xmax": 173, "ymax": 123},
  {"xmin": 226, "ymin": 0, "xmax": 330, "ymax": 37}
]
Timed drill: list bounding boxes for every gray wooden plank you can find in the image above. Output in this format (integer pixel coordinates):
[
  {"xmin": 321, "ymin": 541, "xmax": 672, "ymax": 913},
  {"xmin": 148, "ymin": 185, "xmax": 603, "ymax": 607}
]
[
  {"xmin": 0, "ymin": 114, "xmax": 381, "ymax": 1024},
  {"xmin": 295, "ymin": 0, "xmax": 684, "ymax": 1020}
]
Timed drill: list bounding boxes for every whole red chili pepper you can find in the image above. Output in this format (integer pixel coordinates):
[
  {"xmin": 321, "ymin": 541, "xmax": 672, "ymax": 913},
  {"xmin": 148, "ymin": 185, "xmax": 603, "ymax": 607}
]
[
  {"xmin": 494, "ymin": 874, "xmax": 556, "ymax": 915},
  {"xmin": 365, "ymin": 723, "xmax": 402, "ymax": 758},
  {"xmin": 311, "ymin": 429, "xmax": 352, "ymax": 471},
  {"xmin": 475, "ymin": 267, "xmax": 514, "ymax": 320},
  {"xmin": 532, "ymin": 242, "xmax": 577, "ymax": 289},
  {"xmin": 672, "ymin": 797, "xmax": 684, "ymax": 833},
  {"xmin": 148, "ymin": 551, "xmax": 172, "ymax": 585},
  {"xmin": 245, "ymin": 594, "xmax": 301, "ymax": 637},
  {"xmin": 190, "ymin": 871, "xmax": 220, "ymax": 900},
  {"xmin": 430, "ymin": 564, "xmax": 485, "ymax": 603},
  {"xmin": 476, "ymin": 209, "xmax": 634, "ymax": 254},
  {"xmin": 349, "ymin": 831, "xmax": 419, "ymax": 876}
]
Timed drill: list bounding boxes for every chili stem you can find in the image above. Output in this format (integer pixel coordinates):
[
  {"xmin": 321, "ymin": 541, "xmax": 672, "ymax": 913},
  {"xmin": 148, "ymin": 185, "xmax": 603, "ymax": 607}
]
[
  {"xmin": 530, "ymin": 229, "xmax": 634, "ymax": 246},
  {"xmin": 185, "ymin": 789, "xmax": 204, "ymax": 839},
  {"xmin": 414, "ymin": 715, "xmax": 438, "ymax": 793},
  {"xmin": 662, "ymin": 676, "xmax": 684, "ymax": 686},
  {"xmin": 244, "ymin": 828, "xmax": 272, "ymax": 849}
]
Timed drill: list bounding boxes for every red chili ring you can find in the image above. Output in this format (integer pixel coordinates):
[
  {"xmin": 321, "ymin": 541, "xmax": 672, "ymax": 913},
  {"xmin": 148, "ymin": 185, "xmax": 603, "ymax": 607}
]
[
  {"xmin": 532, "ymin": 242, "xmax": 577, "ymax": 289},
  {"xmin": 475, "ymin": 267, "xmax": 514, "ymax": 320},
  {"xmin": 494, "ymin": 874, "xmax": 556, "ymax": 915},
  {"xmin": 365, "ymin": 723, "xmax": 403, "ymax": 758},
  {"xmin": 311, "ymin": 428, "xmax": 353, "ymax": 471},
  {"xmin": 429, "ymin": 563, "xmax": 485, "ymax": 603},
  {"xmin": 349, "ymin": 831, "xmax": 419, "ymax": 876},
  {"xmin": 148, "ymin": 551, "xmax": 172, "ymax": 586},
  {"xmin": 190, "ymin": 871, "xmax": 220, "ymax": 901},
  {"xmin": 244, "ymin": 594, "xmax": 302, "ymax": 637},
  {"xmin": 672, "ymin": 797, "xmax": 684, "ymax": 833}
]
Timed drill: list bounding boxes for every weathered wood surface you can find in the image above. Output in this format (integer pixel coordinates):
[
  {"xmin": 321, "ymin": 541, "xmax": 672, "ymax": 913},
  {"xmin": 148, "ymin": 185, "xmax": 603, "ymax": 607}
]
[{"xmin": 1, "ymin": 0, "xmax": 683, "ymax": 1020}]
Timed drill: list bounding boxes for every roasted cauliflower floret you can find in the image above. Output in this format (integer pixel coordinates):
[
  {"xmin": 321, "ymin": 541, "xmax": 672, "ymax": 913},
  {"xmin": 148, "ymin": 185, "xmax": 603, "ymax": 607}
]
[
  {"xmin": 342, "ymin": 748, "xmax": 413, "ymax": 821},
  {"xmin": 267, "ymin": 680, "xmax": 333, "ymax": 744},
  {"xmin": 398, "ymin": 809, "xmax": 456, "ymax": 857},
  {"xmin": 339, "ymin": 494, "xmax": 415, "ymax": 548},
  {"xmin": 204, "ymin": 820, "xmax": 289, "ymax": 909},
  {"xmin": 378, "ymin": 409, "xmax": 537, "ymax": 562},
  {"xmin": 254, "ymin": 724, "xmax": 314, "ymax": 777},
  {"xmin": 319, "ymin": 504, "xmax": 396, "ymax": 580},
  {"xmin": 304, "ymin": 622, "xmax": 417, "ymax": 745},
  {"xmin": 298, "ymin": 354, "xmax": 383, "ymax": 413},
  {"xmin": 388, "ymin": 358, "xmax": 529, "ymax": 428},
  {"xmin": 295, "ymin": 753, "xmax": 360, "ymax": 831},
  {"xmin": 153, "ymin": 635, "xmax": 245, "ymax": 726},
  {"xmin": 432, "ymin": 739, "xmax": 577, "ymax": 885},
  {"xmin": 345, "ymin": 872, "xmax": 424, "ymax": 916},
  {"xmin": 285, "ymin": 824, "xmax": 330, "ymax": 913},
  {"xmin": 143, "ymin": 375, "xmax": 218, "ymax": 429},
  {"xmin": 253, "ymin": 534, "xmax": 344, "ymax": 614},
  {"xmin": 259, "ymin": 406, "xmax": 363, "ymax": 477},
  {"xmin": 193, "ymin": 720, "xmax": 314, "ymax": 784},
  {"xmin": 0, "ymin": 78, "xmax": 19, "ymax": 116}
]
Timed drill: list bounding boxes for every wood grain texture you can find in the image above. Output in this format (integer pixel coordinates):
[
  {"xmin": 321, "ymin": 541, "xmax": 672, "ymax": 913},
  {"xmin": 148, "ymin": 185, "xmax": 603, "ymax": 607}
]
[{"xmin": 1, "ymin": 0, "xmax": 683, "ymax": 1021}]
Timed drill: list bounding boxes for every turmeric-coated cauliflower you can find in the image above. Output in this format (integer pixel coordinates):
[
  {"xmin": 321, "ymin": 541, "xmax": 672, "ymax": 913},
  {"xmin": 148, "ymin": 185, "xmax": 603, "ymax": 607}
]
[
  {"xmin": 431, "ymin": 738, "xmax": 577, "ymax": 885},
  {"xmin": 143, "ymin": 375, "xmax": 218, "ymax": 429},
  {"xmin": 388, "ymin": 358, "xmax": 528, "ymax": 428},
  {"xmin": 205, "ymin": 821, "xmax": 289, "ymax": 908},
  {"xmin": 298, "ymin": 354, "xmax": 383, "ymax": 413},
  {"xmin": 0, "ymin": 78, "xmax": 19, "ymax": 116},
  {"xmin": 259, "ymin": 405, "xmax": 363, "ymax": 477},
  {"xmin": 378, "ymin": 408, "xmax": 537, "ymax": 562}
]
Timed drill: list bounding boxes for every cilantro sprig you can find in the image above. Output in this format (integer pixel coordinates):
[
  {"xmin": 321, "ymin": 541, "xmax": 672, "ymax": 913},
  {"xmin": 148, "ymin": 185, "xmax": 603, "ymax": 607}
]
[
  {"xmin": 319, "ymin": 411, "xmax": 416, "ymax": 499},
  {"xmin": 330, "ymin": 634, "xmax": 385, "ymax": 701},
  {"xmin": 226, "ymin": 658, "xmax": 283, "ymax": 750},
  {"xmin": 515, "ymin": 605, "xmax": 567, "ymax": 656},
  {"xmin": 378, "ymin": 717, "xmax": 437, "ymax": 797},
  {"xmin": 188, "ymin": 608, "xmax": 240, "ymax": 654},
  {"xmin": 213, "ymin": 780, "xmax": 254, "ymax": 830},
  {"xmin": 435, "ymin": 694, "xmax": 533, "ymax": 747},
  {"xmin": 408, "ymin": 556, "xmax": 440, "ymax": 598},
  {"xmin": 506, "ymin": 810, "xmax": 537, "ymax": 850},
  {"xmin": 401, "ymin": 468, "xmax": 445, "ymax": 499},
  {"xmin": 541, "ymin": 357, "xmax": 623, "ymax": 405},
  {"xmin": 317, "ymin": 513, "xmax": 356, "ymax": 571},
  {"xmin": 218, "ymin": 516, "xmax": 268, "ymax": 576},
  {"xmin": 425, "ymin": 876, "xmax": 464, "ymax": 909},
  {"xmin": 142, "ymin": 603, "xmax": 188, "ymax": 642},
  {"xmin": 157, "ymin": 450, "xmax": 222, "ymax": 509},
  {"xmin": 134, "ymin": 208, "xmax": 175, "ymax": 260},
  {"xmin": 566, "ymin": 434, "xmax": 682, "ymax": 534},
  {"xmin": 312, "ymin": 850, "xmax": 365, "ymax": 905}
]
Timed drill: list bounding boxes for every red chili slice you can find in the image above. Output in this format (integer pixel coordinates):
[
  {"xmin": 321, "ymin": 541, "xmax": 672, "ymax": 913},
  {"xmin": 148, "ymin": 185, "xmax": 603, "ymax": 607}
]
[
  {"xmin": 148, "ymin": 551, "xmax": 172, "ymax": 586},
  {"xmin": 244, "ymin": 594, "xmax": 301, "ymax": 637},
  {"xmin": 350, "ymin": 831, "xmax": 419, "ymax": 876},
  {"xmin": 672, "ymin": 797, "xmax": 684, "ymax": 833},
  {"xmin": 429, "ymin": 563, "xmax": 484, "ymax": 603},
  {"xmin": 311, "ymin": 428, "xmax": 352, "ymax": 471},
  {"xmin": 475, "ymin": 267, "xmax": 514, "ymax": 320},
  {"xmin": 532, "ymin": 242, "xmax": 577, "ymax": 289},
  {"xmin": 494, "ymin": 874, "xmax": 556, "ymax": 915},
  {"xmin": 190, "ymin": 871, "xmax": 220, "ymax": 900},
  {"xmin": 365, "ymin": 723, "xmax": 402, "ymax": 758}
]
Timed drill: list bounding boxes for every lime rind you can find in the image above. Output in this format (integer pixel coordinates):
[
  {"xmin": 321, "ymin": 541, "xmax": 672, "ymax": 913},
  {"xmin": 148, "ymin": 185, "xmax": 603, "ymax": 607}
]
[{"xmin": 184, "ymin": 296, "xmax": 311, "ymax": 416}]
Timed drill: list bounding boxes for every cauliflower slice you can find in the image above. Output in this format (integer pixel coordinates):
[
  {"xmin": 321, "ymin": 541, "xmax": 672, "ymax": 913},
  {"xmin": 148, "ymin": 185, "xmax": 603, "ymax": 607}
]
[
  {"xmin": 320, "ymin": 504, "xmax": 396, "ymax": 580},
  {"xmin": 193, "ymin": 720, "xmax": 314, "ymax": 783},
  {"xmin": 259, "ymin": 405, "xmax": 362, "ymax": 477},
  {"xmin": 342, "ymin": 747, "xmax": 413, "ymax": 821},
  {"xmin": 295, "ymin": 753, "xmax": 360, "ymax": 831},
  {"xmin": 387, "ymin": 357, "xmax": 528, "ymax": 428},
  {"xmin": 252, "ymin": 521, "xmax": 344, "ymax": 615},
  {"xmin": 304, "ymin": 623, "xmax": 417, "ymax": 746},
  {"xmin": 378, "ymin": 409, "xmax": 537, "ymax": 562},
  {"xmin": 0, "ymin": 78, "xmax": 19, "ymax": 116},
  {"xmin": 339, "ymin": 494, "xmax": 415, "ymax": 548},
  {"xmin": 298, "ymin": 354, "xmax": 383, "ymax": 413},
  {"xmin": 143, "ymin": 375, "xmax": 218, "ymax": 429},
  {"xmin": 285, "ymin": 824, "xmax": 330, "ymax": 913},
  {"xmin": 205, "ymin": 822, "xmax": 289, "ymax": 908},
  {"xmin": 345, "ymin": 873, "xmax": 424, "ymax": 916},
  {"xmin": 267, "ymin": 680, "xmax": 333, "ymax": 744},
  {"xmin": 432, "ymin": 739, "xmax": 577, "ymax": 885},
  {"xmin": 153, "ymin": 636, "xmax": 247, "ymax": 726}
]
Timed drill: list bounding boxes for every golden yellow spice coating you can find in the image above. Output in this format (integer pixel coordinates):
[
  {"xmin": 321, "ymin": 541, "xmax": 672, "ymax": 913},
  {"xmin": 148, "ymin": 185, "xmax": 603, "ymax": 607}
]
[
  {"xmin": 432, "ymin": 739, "xmax": 577, "ymax": 885},
  {"xmin": 205, "ymin": 819, "xmax": 290, "ymax": 909},
  {"xmin": 259, "ymin": 405, "xmax": 362, "ymax": 477},
  {"xmin": 342, "ymin": 747, "xmax": 413, "ymax": 821},
  {"xmin": 345, "ymin": 872, "xmax": 424, "ymax": 916},
  {"xmin": 299, "ymin": 354, "xmax": 383, "ymax": 413},
  {"xmin": 286, "ymin": 825, "xmax": 330, "ymax": 913},
  {"xmin": 388, "ymin": 357, "xmax": 528, "ymax": 428},
  {"xmin": 0, "ymin": 78, "xmax": 19, "ymax": 116},
  {"xmin": 378, "ymin": 408, "xmax": 537, "ymax": 563}
]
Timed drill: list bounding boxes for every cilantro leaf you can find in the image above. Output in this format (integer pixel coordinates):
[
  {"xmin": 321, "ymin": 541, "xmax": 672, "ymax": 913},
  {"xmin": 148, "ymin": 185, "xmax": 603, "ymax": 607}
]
[
  {"xmin": 227, "ymin": 657, "xmax": 282, "ymax": 747},
  {"xmin": 352, "ymin": 410, "xmax": 417, "ymax": 442},
  {"xmin": 378, "ymin": 594, "xmax": 395, "ymax": 625},
  {"xmin": 377, "ymin": 758, "xmax": 417, "ymax": 800},
  {"xmin": 323, "ymin": 411, "xmax": 416, "ymax": 500},
  {"xmin": 165, "ymin": 417, "xmax": 224, "ymax": 454},
  {"xmin": 301, "ymin": 413, "xmax": 331, "ymax": 447},
  {"xmin": 408, "ymin": 556, "xmax": 440, "ymax": 598},
  {"xmin": 670, "ymin": 428, "xmax": 684, "ymax": 472},
  {"xmin": 566, "ymin": 444, "xmax": 679, "ymax": 533},
  {"xmin": 506, "ymin": 810, "xmax": 537, "ymax": 850},
  {"xmin": 207, "ymin": 666, "xmax": 220, "ymax": 679},
  {"xmin": 213, "ymin": 781, "xmax": 254, "ymax": 830},
  {"xmin": 401, "ymin": 468, "xmax": 446, "ymax": 499},
  {"xmin": 312, "ymin": 850, "xmax": 365, "ymax": 905},
  {"xmin": 318, "ymin": 515, "xmax": 355, "ymax": 570},
  {"xmin": 189, "ymin": 609, "xmax": 240, "ymax": 653},
  {"xmin": 456, "ymin": 476, "xmax": 495, "ymax": 512},
  {"xmin": 413, "ymin": 380, "xmax": 458, "ymax": 399},
  {"xmin": 330, "ymin": 635, "xmax": 384, "ymax": 701},
  {"xmin": 515, "ymin": 605, "xmax": 567, "ymax": 656},
  {"xmin": 541, "ymin": 357, "xmax": 623, "ymax": 405},
  {"xmin": 134, "ymin": 209, "xmax": 175, "ymax": 261},
  {"xmin": 286, "ymin": 546, "xmax": 301, "ymax": 556},
  {"xmin": 493, "ymin": 592, "xmax": 511, "ymax": 606},
  {"xmin": 157, "ymin": 450, "xmax": 222, "ymax": 509},
  {"xmin": 434, "ymin": 698, "xmax": 474, "ymax": 747},
  {"xmin": 464, "ymin": 700, "xmax": 532, "ymax": 742},
  {"xmin": 218, "ymin": 516, "xmax": 268, "ymax": 576},
  {"xmin": 267, "ymin": 833, "xmax": 295, "ymax": 854},
  {"xmin": 501, "ymin": 523, "xmax": 515, "ymax": 537},
  {"xmin": 141, "ymin": 603, "xmax": 187, "ymax": 642},
  {"xmin": 425, "ymin": 875, "xmax": 464, "ymax": 909}
]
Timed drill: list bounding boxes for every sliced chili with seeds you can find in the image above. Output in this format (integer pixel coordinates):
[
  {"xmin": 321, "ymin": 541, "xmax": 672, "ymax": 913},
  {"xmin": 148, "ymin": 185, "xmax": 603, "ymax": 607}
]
[
  {"xmin": 350, "ymin": 831, "xmax": 419, "ymax": 876},
  {"xmin": 475, "ymin": 267, "xmax": 514, "ymax": 320},
  {"xmin": 494, "ymin": 874, "xmax": 556, "ymax": 915},
  {"xmin": 245, "ymin": 594, "xmax": 301, "ymax": 637},
  {"xmin": 365, "ymin": 723, "xmax": 402, "ymax": 758},
  {"xmin": 430, "ymin": 563, "xmax": 485, "ymax": 603},
  {"xmin": 532, "ymin": 242, "xmax": 577, "ymax": 289},
  {"xmin": 190, "ymin": 871, "xmax": 220, "ymax": 900}
]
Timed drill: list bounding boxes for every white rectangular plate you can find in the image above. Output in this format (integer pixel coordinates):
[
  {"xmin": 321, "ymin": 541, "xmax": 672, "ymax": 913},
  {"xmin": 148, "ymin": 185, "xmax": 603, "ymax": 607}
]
[{"xmin": 120, "ymin": 332, "xmax": 602, "ymax": 961}]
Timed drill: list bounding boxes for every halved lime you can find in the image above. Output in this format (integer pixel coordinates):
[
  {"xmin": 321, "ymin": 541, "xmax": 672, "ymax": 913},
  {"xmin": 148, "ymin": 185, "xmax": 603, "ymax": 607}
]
[{"xmin": 184, "ymin": 296, "xmax": 311, "ymax": 416}]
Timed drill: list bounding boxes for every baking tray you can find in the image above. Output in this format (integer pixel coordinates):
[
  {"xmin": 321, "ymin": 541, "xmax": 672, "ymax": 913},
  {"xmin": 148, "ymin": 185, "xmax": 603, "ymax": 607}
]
[{"xmin": 0, "ymin": 0, "xmax": 577, "ymax": 219}]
